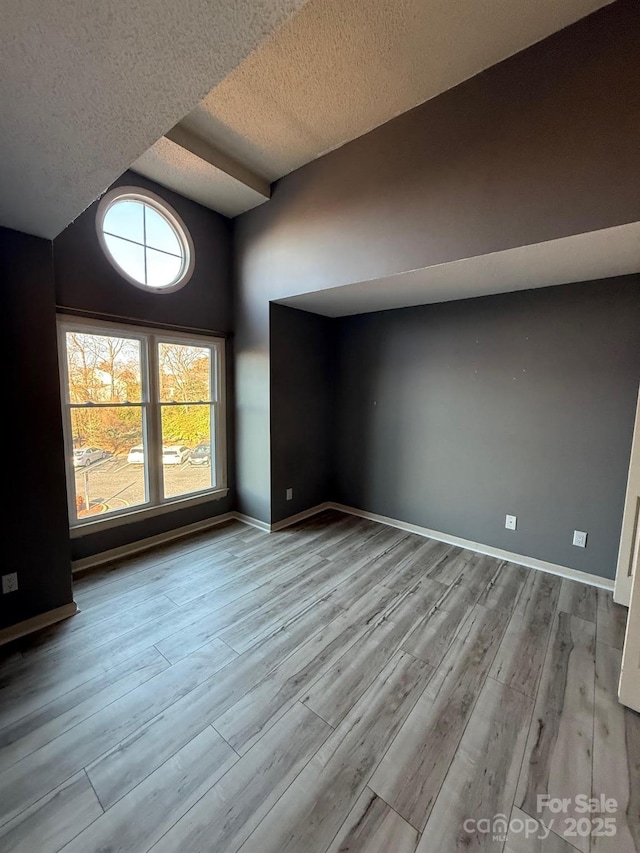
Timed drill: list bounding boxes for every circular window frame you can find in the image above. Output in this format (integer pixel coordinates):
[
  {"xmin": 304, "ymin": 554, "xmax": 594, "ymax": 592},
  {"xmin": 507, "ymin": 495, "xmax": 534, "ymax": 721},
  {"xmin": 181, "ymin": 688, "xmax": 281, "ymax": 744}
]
[{"xmin": 96, "ymin": 187, "xmax": 195, "ymax": 293}]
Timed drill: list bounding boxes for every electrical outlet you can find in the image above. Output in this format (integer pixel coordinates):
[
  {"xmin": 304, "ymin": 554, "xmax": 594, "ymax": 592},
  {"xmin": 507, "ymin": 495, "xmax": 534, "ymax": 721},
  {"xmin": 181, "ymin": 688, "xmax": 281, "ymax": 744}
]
[
  {"xmin": 573, "ymin": 530, "xmax": 588, "ymax": 548},
  {"xmin": 505, "ymin": 515, "xmax": 517, "ymax": 531},
  {"xmin": 286, "ymin": 488, "xmax": 293, "ymax": 501},
  {"xmin": 2, "ymin": 573, "xmax": 18, "ymax": 594}
]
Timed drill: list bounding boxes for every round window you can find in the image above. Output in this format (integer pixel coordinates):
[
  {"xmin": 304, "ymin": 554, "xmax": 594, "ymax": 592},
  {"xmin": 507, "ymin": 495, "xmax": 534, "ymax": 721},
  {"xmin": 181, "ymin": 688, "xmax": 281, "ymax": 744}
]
[{"xmin": 96, "ymin": 188, "xmax": 194, "ymax": 292}]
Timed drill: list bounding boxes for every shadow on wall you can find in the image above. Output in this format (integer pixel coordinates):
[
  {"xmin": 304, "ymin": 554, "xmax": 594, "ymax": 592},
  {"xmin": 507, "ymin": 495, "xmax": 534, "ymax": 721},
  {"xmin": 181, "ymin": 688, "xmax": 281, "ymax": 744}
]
[
  {"xmin": 235, "ymin": 347, "xmax": 271, "ymax": 522},
  {"xmin": 235, "ymin": 0, "xmax": 640, "ymax": 305},
  {"xmin": 332, "ymin": 277, "xmax": 640, "ymax": 579},
  {"xmin": 270, "ymin": 303, "xmax": 334, "ymax": 525}
]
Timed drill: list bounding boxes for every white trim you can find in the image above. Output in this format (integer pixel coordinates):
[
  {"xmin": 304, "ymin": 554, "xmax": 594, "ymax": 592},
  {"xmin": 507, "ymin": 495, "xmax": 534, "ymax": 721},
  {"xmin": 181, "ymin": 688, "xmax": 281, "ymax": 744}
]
[
  {"xmin": 237, "ymin": 503, "xmax": 332, "ymax": 533},
  {"xmin": 58, "ymin": 315, "xmax": 228, "ymax": 535},
  {"xmin": 619, "ymin": 526, "xmax": 640, "ymax": 711},
  {"xmin": 58, "ymin": 313, "xmax": 225, "ymax": 346},
  {"xmin": 327, "ymin": 502, "xmax": 615, "ymax": 591},
  {"xmin": 96, "ymin": 186, "xmax": 195, "ymax": 293},
  {"xmin": 270, "ymin": 502, "xmax": 333, "ymax": 532},
  {"xmin": 69, "ymin": 488, "xmax": 229, "ymax": 538},
  {"xmin": 70, "ymin": 500, "xmax": 615, "ymax": 590},
  {"xmin": 0, "ymin": 603, "xmax": 78, "ymax": 647},
  {"xmin": 234, "ymin": 513, "xmax": 272, "ymax": 533},
  {"xmin": 614, "ymin": 384, "xmax": 640, "ymax": 606},
  {"xmin": 72, "ymin": 512, "xmax": 235, "ymax": 573}
]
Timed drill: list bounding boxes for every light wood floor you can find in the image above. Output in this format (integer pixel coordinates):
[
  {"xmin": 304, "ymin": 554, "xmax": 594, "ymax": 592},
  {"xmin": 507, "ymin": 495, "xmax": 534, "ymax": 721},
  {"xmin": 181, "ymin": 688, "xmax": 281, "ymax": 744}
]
[{"xmin": 0, "ymin": 511, "xmax": 637, "ymax": 853}]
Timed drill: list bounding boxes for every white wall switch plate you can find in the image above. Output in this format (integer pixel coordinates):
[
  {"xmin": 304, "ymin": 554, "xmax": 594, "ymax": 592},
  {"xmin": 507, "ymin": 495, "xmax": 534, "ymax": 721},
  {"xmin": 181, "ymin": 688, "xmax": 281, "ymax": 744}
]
[
  {"xmin": 505, "ymin": 515, "xmax": 517, "ymax": 531},
  {"xmin": 2, "ymin": 573, "xmax": 18, "ymax": 594},
  {"xmin": 573, "ymin": 530, "xmax": 588, "ymax": 548},
  {"xmin": 286, "ymin": 488, "xmax": 293, "ymax": 501}
]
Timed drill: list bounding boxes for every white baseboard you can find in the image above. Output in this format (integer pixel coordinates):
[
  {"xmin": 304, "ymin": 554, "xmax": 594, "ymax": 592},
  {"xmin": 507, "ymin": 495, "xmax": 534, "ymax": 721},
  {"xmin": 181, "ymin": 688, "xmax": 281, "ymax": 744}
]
[
  {"xmin": 0, "ymin": 602, "xmax": 78, "ymax": 647},
  {"xmin": 328, "ymin": 502, "xmax": 615, "ymax": 591},
  {"xmin": 70, "ymin": 499, "xmax": 615, "ymax": 593},
  {"xmin": 234, "ymin": 513, "xmax": 271, "ymax": 533},
  {"xmin": 240, "ymin": 502, "xmax": 333, "ymax": 533},
  {"xmin": 72, "ymin": 512, "xmax": 236, "ymax": 573},
  {"xmin": 72, "ymin": 503, "xmax": 331, "ymax": 572},
  {"xmin": 270, "ymin": 502, "xmax": 333, "ymax": 532}
]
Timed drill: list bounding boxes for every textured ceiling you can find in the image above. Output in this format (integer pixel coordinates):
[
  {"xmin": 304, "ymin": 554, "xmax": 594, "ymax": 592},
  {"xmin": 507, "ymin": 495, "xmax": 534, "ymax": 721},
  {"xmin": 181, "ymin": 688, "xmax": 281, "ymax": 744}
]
[
  {"xmin": 137, "ymin": 0, "xmax": 612, "ymax": 212},
  {"xmin": 133, "ymin": 137, "xmax": 269, "ymax": 219},
  {"xmin": 1, "ymin": 0, "xmax": 617, "ymax": 235},
  {"xmin": 278, "ymin": 224, "xmax": 640, "ymax": 316},
  {"xmin": 0, "ymin": 0, "xmax": 308, "ymax": 238}
]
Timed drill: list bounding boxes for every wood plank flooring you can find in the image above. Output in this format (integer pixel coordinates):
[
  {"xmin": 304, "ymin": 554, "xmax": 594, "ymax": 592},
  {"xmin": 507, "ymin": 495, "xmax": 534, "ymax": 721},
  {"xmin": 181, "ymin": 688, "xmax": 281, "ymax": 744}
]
[{"xmin": 0, "ymin": 510, "xmax": 637, "ymax": 853}]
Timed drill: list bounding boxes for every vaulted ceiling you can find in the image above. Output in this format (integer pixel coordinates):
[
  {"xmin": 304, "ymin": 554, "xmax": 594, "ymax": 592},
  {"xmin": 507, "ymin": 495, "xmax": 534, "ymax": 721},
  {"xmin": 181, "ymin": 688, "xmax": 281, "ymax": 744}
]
[
  {"xmin": 1, "ymin": 0, "xmax": 613, "ymax": 236},
  {"xmin": 0, "ymin": 0, "xmax": 308, "ymax": 238},
  {"xmin": 133, "ymin": 0, "xmax": 613, "ymax": 216}
]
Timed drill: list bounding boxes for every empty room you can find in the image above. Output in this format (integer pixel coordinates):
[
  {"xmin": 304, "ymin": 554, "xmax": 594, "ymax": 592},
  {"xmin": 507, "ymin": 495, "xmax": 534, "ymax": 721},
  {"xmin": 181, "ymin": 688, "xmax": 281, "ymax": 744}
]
[{"xmin": 1, "ymin": 0, "xmax": 639, "ymax": 851}]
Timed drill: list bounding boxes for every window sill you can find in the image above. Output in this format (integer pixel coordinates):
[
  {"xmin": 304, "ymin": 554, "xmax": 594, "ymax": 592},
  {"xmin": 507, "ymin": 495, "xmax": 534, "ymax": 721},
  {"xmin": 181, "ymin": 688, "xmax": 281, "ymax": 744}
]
[{"xmin": 69, "ymin": 488, "xmax": 229, "ymax": 538}]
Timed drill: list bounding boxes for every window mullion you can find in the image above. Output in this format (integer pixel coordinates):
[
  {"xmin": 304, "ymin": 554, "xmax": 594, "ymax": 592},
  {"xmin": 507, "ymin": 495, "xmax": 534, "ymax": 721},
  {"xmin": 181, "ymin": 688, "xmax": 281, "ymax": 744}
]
[
  {"xmin": 59, "ymin": 317, "xmax": 227, "ymax": 532},
  {"xmin": 145, "ymin": 335, "xmax": 163, "ymax": 506},
  {"xmin": 214, "ymin": 342, "xmax": 226, "ymax": 491}
]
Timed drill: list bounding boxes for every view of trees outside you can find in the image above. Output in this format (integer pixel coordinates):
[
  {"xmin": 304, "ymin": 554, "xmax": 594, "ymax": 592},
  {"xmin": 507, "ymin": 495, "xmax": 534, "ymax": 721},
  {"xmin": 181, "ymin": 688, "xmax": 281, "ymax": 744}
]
[
  {"xmin": 158, "ymin": 341, "xmax": 212, "ymax": 446},
  {"xmin": 65, "ymin": 332, "xmax": 214, "ymax": 519},
  {"xmin": 67, "ymin": 332, "xmax": 143, "ymax": 455}
]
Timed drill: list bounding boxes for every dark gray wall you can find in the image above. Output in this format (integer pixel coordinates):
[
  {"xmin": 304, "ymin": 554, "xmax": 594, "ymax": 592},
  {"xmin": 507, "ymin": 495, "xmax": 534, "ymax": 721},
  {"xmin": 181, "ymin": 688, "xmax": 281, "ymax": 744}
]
[
  {"xmin": 334, "ymin": 277, "xmax": 640, "ymax": 579},
  {"xmin": 1, "ymin": 227, "xmax": 73, "ymax": 628},
  {"xmin": 55, "ymin": 171, "xmax": 233, "ymax": 333},
  {"xmin": 234, "ymin": 0, "xmax": 640, "ymax": 523},
  {"xmin": 233, "ymin": 253, "xmax": 271, "ymax": 521},
  {"xmin": 270, "ymin": 304, "xmax": 333, "ymax": 523},
  {"xmin": 54, "ymin": 171, "xmax": 235, "ymax": 561},
  {"xmin": 237, "ymin": 0, "xmax": 640, "ymax": 294}
]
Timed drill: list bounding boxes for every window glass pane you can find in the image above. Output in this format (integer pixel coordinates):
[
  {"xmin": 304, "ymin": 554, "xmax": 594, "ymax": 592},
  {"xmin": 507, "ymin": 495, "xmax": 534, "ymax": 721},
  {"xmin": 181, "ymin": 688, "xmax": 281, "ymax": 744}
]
[
  {"xmin": 158, "ymin": 342, "xmax": 211, "ymax": 402},
  {"xmin": 71, "ymin": 407, "xmax": 146, "ymax": 519},
  {"xmin": 161, "ymin": 405, "xmax": 212, "ymax": 498},
  {"xmin": 145, "ymin": 247, "xmax": 182, "ymax": 288},
  {"xmin": 144, "ymin": 206, "xmax": 181, "ymax": 255},
  {"xmin": 63, "ymin": 323, "xmax": 223, "ymax": 527},
  {"xmin": 103, "ymin": 200, "xmax": 144, "ymax": 243},
  {"xmin": 66, "ymin": 332, "xmax": 142, "ymax": 403},
  {"xmin": 104, "ymin": 234, "xmax": 146, "ymax": 284}
]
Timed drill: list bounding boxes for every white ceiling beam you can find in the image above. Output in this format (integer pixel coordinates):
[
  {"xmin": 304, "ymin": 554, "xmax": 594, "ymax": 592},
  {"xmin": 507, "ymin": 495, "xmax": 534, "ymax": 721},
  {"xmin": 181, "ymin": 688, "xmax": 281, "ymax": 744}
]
[
  {"xmin": 165, "ymin": 124, "xmax": 271, "ymax": 200},
  {"xmin": 0, "ymin": 0, "xmax": 303, "ymax": 238},
  {"xmin": 132, "ymin": 136, "xmax": 270, "ymax": 219}
]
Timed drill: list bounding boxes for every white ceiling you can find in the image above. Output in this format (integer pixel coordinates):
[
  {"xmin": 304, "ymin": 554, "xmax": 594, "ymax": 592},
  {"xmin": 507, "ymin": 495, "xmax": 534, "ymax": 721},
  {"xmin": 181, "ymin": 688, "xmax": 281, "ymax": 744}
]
[
  {"xmin": 133, "ymin": 136, "xmax": 269, "ymax": 220},
  {"xmin": 136, "ymin": 0, "xmax": 613, "ymax": 216},
  {"xmin": 0, "ymin": 0, "xmax": 618, "ymax": 235},
  {"xmin": 0, "ymin": 0, "xmax": 308, "ymax": 238},
  {"xmin": 277, "ymin": 223, "xmax": 640, "ymax": 316}
]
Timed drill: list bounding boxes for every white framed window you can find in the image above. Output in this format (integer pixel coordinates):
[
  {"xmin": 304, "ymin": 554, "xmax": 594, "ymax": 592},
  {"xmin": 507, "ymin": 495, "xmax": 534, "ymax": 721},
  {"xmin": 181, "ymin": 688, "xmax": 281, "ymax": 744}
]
[
  {"xmin": 57, "ymin": 316, "xmax": 227, "ymax": 533},
  {"xmin": 96, "ymin": 187, "xmax": 195, "ymax": 292}
]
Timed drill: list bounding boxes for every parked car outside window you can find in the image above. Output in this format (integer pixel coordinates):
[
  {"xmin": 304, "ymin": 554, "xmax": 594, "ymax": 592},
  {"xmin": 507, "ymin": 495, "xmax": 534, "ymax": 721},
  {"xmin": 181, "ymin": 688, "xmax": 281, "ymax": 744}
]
[
  {"xmin": 127, "ymin": 445, "xmax": 145, "ymax": 464},
  {"xmin": 73, "ymin": 447, "xmax": 105, "ymax": 467},
  {"xmin": 162, "ymin": 445, "xmax": 191, "ymax": 465},
  {"xmin": 128, "ymin": 445, "xmax": 191, "ymax": 465},
  {"xmin": 189, "ymin": 443, "xmax": 211, "ymax": 466}
]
